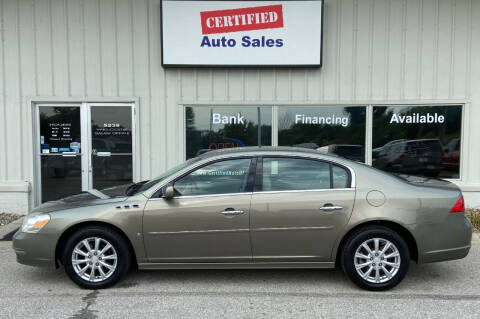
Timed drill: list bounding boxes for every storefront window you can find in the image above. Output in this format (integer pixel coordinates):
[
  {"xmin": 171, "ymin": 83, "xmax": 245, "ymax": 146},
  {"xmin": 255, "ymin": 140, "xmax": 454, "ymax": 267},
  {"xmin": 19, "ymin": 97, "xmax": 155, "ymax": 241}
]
[
  {"xmin": 372, "ymin": 105, "xmax": 462, "ymax": 179},
  {"xmin": 185, "ymin": 106, "xmax": 272, "ymax": 159},
  {"xmin": 278, "ymin": 106, "xmax": 366, "ymax": 162}
]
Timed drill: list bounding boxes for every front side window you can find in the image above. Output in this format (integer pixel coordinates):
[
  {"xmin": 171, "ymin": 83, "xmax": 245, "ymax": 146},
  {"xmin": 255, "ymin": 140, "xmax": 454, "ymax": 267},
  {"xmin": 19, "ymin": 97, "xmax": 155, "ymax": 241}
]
[
  {"xmin": 262, "ymin": 158, "xmax": 331, "ymax": 191},
  {"xmin": 174, "ymin": 158, "xmax": 252, "ymax": 196},
  {"xmin": 372, "ymin": 105, "xmax": 462, "ymax": 179}
]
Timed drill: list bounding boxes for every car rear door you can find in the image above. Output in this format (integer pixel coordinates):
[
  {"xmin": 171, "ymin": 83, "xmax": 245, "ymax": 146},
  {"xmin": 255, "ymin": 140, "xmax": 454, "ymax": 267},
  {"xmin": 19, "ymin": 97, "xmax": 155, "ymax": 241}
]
[
  {"xmin": 143, "ymin": 157, "xmax": 255, "ymax": 263},
  {"xmin": 250, "ymin": 156, "xmax": 356, "ymax": 262}
]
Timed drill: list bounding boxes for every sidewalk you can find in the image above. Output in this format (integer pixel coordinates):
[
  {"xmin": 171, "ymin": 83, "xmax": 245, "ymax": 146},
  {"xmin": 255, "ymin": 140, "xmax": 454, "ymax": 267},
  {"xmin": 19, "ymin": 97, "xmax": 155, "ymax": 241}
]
[
  {"xmin": 472, "ymin": 232, "xmax": 480, "ymax": 245},
  {"xmin": 0, "ymin": 217, "xmax": 23, "ymax": 241}
]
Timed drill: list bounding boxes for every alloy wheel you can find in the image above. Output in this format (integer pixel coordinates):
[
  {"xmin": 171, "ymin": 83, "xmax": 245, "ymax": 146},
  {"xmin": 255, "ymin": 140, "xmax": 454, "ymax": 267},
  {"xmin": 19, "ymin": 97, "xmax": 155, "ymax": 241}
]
[
  {"xmin": 353, "ymin": 237, "xmax": 401, "ymax": 284},
  {"xmin": 71, "ymin": 237, "xmax": 118, "ymax": 282}
]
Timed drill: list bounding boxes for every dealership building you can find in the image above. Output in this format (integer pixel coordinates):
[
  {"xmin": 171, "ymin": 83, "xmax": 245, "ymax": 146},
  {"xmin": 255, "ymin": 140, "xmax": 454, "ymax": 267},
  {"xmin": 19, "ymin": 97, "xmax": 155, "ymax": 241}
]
[{"xmin": 0, "ymin": 0, "xmax": 479, "ymax": 213}]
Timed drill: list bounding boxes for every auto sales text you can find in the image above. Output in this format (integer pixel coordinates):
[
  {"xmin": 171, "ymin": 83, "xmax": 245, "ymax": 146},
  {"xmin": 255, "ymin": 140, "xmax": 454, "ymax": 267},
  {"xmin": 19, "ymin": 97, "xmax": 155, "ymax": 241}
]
[{"xmin": 201, "ymin": 35, "xmax": 284, "ymax": 48}]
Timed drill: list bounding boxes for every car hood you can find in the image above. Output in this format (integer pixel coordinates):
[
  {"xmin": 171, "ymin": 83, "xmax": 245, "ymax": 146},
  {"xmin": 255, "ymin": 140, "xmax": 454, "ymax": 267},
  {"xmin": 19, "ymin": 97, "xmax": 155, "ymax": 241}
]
[{"xmin": 30, "ymin": 188, "xmax": 129, "ymax": 214}]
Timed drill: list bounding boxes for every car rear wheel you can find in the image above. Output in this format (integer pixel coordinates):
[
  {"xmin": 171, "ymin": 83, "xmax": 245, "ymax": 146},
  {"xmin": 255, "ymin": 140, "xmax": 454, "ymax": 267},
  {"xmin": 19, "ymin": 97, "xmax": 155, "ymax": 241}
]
[
  {"xmin": 341, "ymin": 226, "xmax": 410, "ymax": 291},
  {"xmin": 62, "ymin": 226, "xmax": 131, "ymax": 289}
]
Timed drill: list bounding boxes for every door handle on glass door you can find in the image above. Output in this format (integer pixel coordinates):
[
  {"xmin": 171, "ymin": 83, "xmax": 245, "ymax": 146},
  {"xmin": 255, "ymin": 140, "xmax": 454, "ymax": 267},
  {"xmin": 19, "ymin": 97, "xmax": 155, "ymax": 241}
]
[
  {"xmin": 319, "ymin": 205, "xmax": 343, "ymax": 212},
  {"xmin": 221, "ymin": 209, "xmax": 245, "ymax": 216}
]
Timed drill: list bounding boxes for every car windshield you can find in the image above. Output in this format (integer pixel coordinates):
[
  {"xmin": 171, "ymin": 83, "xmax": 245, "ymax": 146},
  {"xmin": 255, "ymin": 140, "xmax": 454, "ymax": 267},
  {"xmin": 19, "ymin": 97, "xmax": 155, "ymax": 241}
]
[{"xmin": 129, "ymin": 157, "xmax": 202, "ymax": 195}]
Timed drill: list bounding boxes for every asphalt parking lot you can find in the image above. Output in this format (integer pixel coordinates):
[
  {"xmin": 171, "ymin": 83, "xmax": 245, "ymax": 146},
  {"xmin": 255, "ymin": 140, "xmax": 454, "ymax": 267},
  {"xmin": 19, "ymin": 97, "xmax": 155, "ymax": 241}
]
[{"xmin": 0, "ymin": 241, "xmax": 479, "ymax": 319}]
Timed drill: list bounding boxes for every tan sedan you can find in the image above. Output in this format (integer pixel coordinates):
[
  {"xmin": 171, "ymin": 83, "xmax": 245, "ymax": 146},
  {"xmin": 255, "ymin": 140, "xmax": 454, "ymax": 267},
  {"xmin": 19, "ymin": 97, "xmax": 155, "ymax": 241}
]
[{"xmin": 13, "ymin": 147, "xmax": 472, "ymax": 290}]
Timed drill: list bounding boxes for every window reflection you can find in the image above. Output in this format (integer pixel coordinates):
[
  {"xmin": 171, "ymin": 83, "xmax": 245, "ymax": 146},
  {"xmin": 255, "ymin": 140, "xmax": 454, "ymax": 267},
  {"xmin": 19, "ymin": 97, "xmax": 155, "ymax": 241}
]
[
  {"xmin": 185, "ymin": 107, "xmax": 272, "ymax": 159},
  {"xmin": 372, "ymin": 105, "xmax": 462, "ymax": 179},
  {"xmin": 262, "ymin": 158, "xmax": 330, "ymax": 191},
  {"xmin": 278, "ymin": 106, "xmax": 366, "ymax": 162},
  {"xmin": 174, "ymin": 158, "xmax": 251, "ymax": 196}
]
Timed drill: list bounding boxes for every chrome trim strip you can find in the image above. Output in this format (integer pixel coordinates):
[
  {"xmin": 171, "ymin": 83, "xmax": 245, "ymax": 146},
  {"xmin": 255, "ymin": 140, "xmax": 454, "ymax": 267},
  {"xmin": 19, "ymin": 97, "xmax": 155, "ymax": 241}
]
[
  {"xmin": 147, "ymin": 188, "xmax": 355, "ymax": 201},
  {"xmin": 147, "ymin": 229, "xmax": 249, "ymax": 235},
  {"xmin": 138, "ymin": 261, "xmax": 336, "ymax": 270},
  {"xmin": 252, "ymin": 188, "xmax": 354, "ymax": 195},
  {"xmin": 148, "ymin": 192, "xmax": 252, "ymax": 201},
  {"xmin": 347, "ymin": 165, "xmax": 356, "ymax": 188},
  {"xmin": 253, "ymin": 226, "xmax": 334, "ymax": 232}
]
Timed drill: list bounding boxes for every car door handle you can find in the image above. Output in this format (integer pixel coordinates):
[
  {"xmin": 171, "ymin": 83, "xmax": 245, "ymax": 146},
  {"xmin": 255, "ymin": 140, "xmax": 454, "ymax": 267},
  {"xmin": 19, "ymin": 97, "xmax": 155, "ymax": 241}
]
[
  {"xmin": 221, "ymin": 209, "xmax": 245, "ymax": 216},
  {"xmin": 319, "ymin": 205, "xmax": 344, "ymax": 212}
]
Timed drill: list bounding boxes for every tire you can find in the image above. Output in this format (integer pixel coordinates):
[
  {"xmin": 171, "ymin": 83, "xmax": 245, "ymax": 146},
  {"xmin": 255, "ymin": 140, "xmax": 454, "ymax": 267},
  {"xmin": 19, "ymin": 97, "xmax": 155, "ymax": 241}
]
[
  {"xmin": 62, "ymin": 226, "xmax": 132, "ymax": 289},
  {"xmin": 341, "ymin": 226, "xmax": 410, "ymax": 291}
]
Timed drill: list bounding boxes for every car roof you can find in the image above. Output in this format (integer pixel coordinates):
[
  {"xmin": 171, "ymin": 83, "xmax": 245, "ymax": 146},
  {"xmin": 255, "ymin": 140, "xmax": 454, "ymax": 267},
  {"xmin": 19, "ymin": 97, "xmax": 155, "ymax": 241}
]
[
  {"xmin": 404, "ymin": 139, "xmax": 441, "ymax": 143},
  {"xmin": 197, "ymin": 146, "xmax": 339, "ymax": 159}
]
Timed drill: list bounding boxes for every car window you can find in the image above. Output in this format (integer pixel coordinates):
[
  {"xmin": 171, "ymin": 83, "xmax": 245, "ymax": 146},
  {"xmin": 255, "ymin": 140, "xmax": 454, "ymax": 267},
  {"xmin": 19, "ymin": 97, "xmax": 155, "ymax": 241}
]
[
  {"xmin": 262, "ymin": 157, "xmax": 330, "ymax": 191},
  {"xmin": 174, "ymin": 158, "xmax": 251, "ymax": 196},
  {"xmin": 332, "ymin": 165, "xmax": 349, "ymax": 188}
]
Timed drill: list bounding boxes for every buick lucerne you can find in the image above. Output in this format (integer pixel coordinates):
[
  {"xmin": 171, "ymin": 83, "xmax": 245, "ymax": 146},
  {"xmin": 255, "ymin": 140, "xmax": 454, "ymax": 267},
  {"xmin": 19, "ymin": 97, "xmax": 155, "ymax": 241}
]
[{"xmin": 13, "ymin": 147, "xmax": 472, "ymax": 290}]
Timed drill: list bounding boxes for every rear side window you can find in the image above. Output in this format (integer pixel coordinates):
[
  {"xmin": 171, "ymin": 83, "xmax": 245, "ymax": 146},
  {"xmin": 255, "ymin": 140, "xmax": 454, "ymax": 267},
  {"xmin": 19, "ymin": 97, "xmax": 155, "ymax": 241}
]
[
  {"xmin": 332, "ymin": 165, "xmax": 349, "ymax": 189},
  {"xmin": 261, "ymin": 157, "xmax": 351, "ymax": 192},
  {"xmin": 262, "ymin": 158, "xmax": 330, "ymax": 191}
]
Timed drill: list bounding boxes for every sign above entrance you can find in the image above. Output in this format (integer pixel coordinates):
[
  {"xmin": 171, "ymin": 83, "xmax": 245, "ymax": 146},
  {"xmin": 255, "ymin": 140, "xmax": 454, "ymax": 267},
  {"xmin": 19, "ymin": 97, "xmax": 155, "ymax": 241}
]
[{"xmin": 161, "ymin": 0, "xmax": 323, "ymax": 67}]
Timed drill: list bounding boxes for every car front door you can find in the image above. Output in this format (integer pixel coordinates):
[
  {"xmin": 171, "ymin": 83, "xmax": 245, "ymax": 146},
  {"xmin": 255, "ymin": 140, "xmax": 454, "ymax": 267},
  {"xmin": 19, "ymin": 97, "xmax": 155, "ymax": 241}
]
[
  {"xmin": 143, "ymin": 157, "xmax": 254, "ymax": 263},
  {"xmin": 250, "ymin": 156, "xmax": 355, "ymax": 262}
]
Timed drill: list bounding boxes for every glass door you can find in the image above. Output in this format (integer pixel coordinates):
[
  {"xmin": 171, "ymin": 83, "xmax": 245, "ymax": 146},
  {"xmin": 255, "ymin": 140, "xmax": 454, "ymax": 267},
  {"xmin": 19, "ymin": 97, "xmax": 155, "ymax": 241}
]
[
  {"xmin": 89, "ymin": 105, "xmax": 134, "ymax": 190},
  {"xmin": 36, "ymin": 103, "xmax": 135, "ymax": 204},
  {"xmin": 38, "ymin": 106, "xmax": 83, "ymax": 202}
]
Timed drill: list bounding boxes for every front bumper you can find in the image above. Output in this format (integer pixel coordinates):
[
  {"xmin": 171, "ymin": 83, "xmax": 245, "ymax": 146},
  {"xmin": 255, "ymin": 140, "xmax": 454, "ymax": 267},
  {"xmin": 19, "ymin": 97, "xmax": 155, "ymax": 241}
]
[
  {"xmin": 414, "ymin": 213, "xmax": 472, "ymax": 264},
  {"xmin": 12, "ymin": 230, "xmax": 57, "ymax": 267}
]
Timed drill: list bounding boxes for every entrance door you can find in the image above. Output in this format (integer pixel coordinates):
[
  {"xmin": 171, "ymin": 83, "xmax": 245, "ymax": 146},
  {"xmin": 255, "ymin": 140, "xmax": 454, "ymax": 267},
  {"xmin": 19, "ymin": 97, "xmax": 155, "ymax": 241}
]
[
  {"xmin": 38, "ymin": 106, "xmax": 83, "ymax": 203},
  {"xmin": 90, "ymin": 105, "xmax": 134, "ymax": 190},
  {"xmin": 35, "ymin": 103, "xmax": 135, "ymax": 204}
]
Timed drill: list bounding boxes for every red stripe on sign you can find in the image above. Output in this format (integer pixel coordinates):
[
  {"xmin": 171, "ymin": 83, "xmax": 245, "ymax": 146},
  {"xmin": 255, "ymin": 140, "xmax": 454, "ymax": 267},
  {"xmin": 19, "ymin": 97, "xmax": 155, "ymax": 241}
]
[{"xmin": 200, "ymin": 4, "xmax": 284, "ymax": 35}]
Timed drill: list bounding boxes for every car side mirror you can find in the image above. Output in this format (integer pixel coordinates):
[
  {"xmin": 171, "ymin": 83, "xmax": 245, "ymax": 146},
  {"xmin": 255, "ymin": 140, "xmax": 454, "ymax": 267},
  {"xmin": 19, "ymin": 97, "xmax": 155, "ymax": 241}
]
[{"xmin": 163, "ymin": 185, "xmax": 175, "ymax": 199}]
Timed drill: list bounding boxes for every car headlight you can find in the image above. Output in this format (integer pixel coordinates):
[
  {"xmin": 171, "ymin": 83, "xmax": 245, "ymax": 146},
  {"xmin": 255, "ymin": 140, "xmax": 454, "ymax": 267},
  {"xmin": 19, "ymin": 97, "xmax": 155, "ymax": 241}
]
[{"xmin": 21, "ymin": 214, "xmax": 51, "ymax": 233}]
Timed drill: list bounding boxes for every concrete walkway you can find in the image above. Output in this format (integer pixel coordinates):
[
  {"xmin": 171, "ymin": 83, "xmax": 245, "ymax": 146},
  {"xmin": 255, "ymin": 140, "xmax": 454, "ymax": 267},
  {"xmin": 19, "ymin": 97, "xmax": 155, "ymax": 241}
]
[{"xmin": 0, "ymin": 217, "xmax": 23, "ymax": 240}]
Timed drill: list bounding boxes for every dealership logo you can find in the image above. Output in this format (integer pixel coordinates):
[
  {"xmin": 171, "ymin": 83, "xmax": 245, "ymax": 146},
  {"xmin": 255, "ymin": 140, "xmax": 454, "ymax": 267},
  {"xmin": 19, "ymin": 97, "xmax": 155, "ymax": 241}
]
[
  {"xmin": 200, "ymin": 4, "xmax": 285, "ymax": 48},
  {"xmin": 200, "ymin": 5, "xmax": 284, "ymax": 35}
]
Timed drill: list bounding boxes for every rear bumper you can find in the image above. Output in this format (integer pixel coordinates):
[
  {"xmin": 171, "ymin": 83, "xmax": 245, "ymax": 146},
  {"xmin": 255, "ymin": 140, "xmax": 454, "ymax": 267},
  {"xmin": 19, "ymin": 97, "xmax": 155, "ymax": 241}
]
[
  {"xmin": 12, "ymin": 230, "xmax": 56, "ymax": 267},
  {"xmin": 415, "ymin": 213, "xmax": 472, "ymax": 264},
  {"xmin": 421, "ymin": 245, "xmax": 471, "ymax": 264}
]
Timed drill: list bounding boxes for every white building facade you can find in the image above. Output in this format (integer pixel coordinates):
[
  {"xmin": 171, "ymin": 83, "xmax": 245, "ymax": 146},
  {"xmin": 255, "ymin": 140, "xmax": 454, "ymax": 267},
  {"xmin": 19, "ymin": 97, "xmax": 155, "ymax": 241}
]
[{"xmin": 0, "ymin": 0, "xmax": 479, "ymax": 213}]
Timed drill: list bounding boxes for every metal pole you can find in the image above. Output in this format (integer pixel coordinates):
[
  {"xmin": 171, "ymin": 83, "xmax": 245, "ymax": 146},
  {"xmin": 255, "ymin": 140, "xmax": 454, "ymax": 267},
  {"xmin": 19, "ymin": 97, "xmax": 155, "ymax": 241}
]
[{"xmin": 257, "ymin": 107, "xmax": 261, "ymax": 146}]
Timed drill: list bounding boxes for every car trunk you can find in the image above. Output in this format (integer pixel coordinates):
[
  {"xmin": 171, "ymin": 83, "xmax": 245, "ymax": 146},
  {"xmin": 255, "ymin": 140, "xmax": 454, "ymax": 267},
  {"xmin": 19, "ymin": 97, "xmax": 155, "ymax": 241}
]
[{"xmin": 398, "ymin": 175, "xmax": 461, "ymax": 191}]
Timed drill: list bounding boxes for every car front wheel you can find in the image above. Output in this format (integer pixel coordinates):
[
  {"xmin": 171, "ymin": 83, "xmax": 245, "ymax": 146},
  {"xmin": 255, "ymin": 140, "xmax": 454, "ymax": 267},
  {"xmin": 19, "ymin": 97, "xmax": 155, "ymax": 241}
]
[
  {"xmin": 341, "ymin": 226, "xmax": 410, "ymax": 291},
  {"xmin": 62, "ymin": 226, "xmax": 131, "ymax": 289}
]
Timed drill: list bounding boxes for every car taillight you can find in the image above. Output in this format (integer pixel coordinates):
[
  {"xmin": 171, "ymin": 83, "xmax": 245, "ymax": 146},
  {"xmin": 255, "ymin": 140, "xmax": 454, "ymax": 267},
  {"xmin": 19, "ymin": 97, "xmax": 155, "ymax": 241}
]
[{"xmin": 450, "ymin": 195, "xmax": 465, "ymax": 213}]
